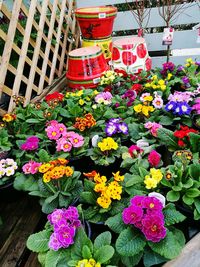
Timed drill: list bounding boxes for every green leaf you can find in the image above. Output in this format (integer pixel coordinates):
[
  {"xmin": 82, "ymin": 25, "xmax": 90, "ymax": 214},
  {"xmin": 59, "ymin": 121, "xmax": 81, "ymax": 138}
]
[
  {"xmin": 38, "ymin": 149, "xmax": 51, "ymax": 162},
  {"xmin": 182, "ymin": 194, "xmax": 194, "ymax": 205},
  {"xmin": 125, "ymin": 174, "xmax": 143, "ymax": 187},
  {"xmin": 194, "ymin": 199, "xmax": 200, "ymax": 214},
  {"xmin": 143, "ymin": 249, "xmax": 167, "ymax": 267},
  {"xmin": 194, "ymin": 209, "xmax": 200, "ymax": 220},
  {"xmin": 105, "ymin": 213, "xmax": 126, "ymax": 234},
  {"xmin": 189, "ymin": 164, "xmax": 200, "ymax": 180},
  {"xmin": 82, "ymin": 245, "xmax": 92, "ymax": 259},
  {"xmin": 182, "ymin": 178, "xmax": 194, "ymax": 189},
  {"xmin": 38, "ymin": 252, "xmax": 47, "ymax": 266},
  {"xmin": 80, "ymin": 192, "xmax": 96, "ymax": 205},
  {"xmin": 189, "ymin": 132, "xmax": 200, "ymax": 152},
  {"xmin": 26, "ymin": 230, "xmax": 51, "ymax": 253},
  {"xmin": 116, "ymin": 228, "xmax": 146, "ymax": 257},
  {"xmin": 163, "ymin": 203, "xmax": 186, "ymax": 226},
  {"xmin": 159, "ymin": 116, "xmax": 173, "ymax": 126},
  {"xmin": 121, "ymin": 252, "xmax": 143, "ymax": 267},
  {"xmin": 94, "ymin": 245, "xmax": 115, "ymax": 264},
  {"xmin": 166, "ymin": 190, "xmax": 180, "ymax": 202},
  {"xmin": 149, "ymin": 230, "xmax": 183, "ymax": 260},
  {"xmin": 94, "ymin": 231, "xmax": 112, "ymax": 250},
  {"xmin": 26, "ymin": 118, "xmax": 41, "ymax": 123},
  {"xmin": 185, "ymin": 188, "xmax": 200, "ymax": 198},
  {"xmin": 157, "ymin": 128, "xmax": 178, "ymax": 150},
  {"xmin": 45, "ymin": 249, "xmax": 71, "ymax": 267}
]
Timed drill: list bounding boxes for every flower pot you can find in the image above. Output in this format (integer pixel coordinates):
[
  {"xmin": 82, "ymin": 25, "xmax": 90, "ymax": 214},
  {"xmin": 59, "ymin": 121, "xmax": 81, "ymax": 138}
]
[
  {"xmin": 112, "ymin": 36, "xmax": 152, "ymax": 73},
  {"xmin": 75, "ymin": 6, "xmax": 117, "ymax": 39},
  {"xmin": 82, "ymin": 36, "xmax": 113, "ymax": 63},
  {"xmin": 66, "ymin": 46, "xmax": 109, "ymax": 89}
]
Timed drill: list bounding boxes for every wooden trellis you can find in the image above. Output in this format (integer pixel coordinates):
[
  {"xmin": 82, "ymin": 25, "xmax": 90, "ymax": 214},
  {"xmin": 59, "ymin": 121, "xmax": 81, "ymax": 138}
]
[{"xmin": 0, "ymin": 0, "xmax": 80, "ymax": 115}]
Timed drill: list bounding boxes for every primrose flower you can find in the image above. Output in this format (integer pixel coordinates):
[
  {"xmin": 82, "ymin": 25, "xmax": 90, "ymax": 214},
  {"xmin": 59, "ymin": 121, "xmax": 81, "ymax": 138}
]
[
  {"xmin": 144, "ymin": 122, "xmax": 162, "ymax": 137},
  {"xmin": 148, "ymin": 150, "xmax": 161, "ymax": 167},
  {"xmin": 98, "ymin": 137, "xmax": 118, "ymax": 152},
  {"xmin": 122, "ymin": 205, "xmax": 143, "ymax": 225},
  {"xmin": 68, "ymin": 133, "xmax": 84, "ymax": 148},
  {"xmin": 152, "ymin": 95, "xmax": 163, "ymax": 109},
  {"xmin": 22, "ymin": 161, "xmax": 42, "ymax": 174},
  {"xmin": 95, "ymin": 91, "xmax": 113, "ymax": 105},
  {"xmin": 20, "ymin": 136, "xmax": 39, "ymax": 151}
]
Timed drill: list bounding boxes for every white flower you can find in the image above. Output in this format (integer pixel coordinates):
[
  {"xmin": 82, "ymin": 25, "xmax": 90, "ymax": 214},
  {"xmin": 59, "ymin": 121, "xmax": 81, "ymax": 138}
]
[
  {"xmin": 91, "ymin": 135, "xmax": 100, "ymax": 147},
  {"xmin": 5, "ymin": 158, "xmax": 15, "ymax": 165},
  {"xmin": 136, "ymin": 139, "xmax": 149, "ymax": 149},
  {"xmin": 0, "ymin": 168, "xmax": 5, "ymax": 178},
  {"xmin": 148, "ymin": 192, "xmax": 166, "ymax": 207},
  {"xmin": 5, "ymin": 167, "xmax": 15, "ymax": 177}
]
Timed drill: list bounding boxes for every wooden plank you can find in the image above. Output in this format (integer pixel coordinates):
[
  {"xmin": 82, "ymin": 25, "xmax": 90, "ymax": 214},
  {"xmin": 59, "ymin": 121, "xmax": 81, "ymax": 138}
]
[
  {"xmin": 24, "ymin": 252, "xmax": 40, "ymax": 267},
  {"xmin": 113, "ymin": 30, "xmax": 200, "ymax": 51},
  {"xmin": 0, "ymin": 196, "xmax": 42, "ymax": 267},
  {"xmin": 163, "ymin": 233, "xmax": 200, "ymax": 267},
  {"xmin": 38, "ymin": 0, "xmax": 59, "ymax": 94},
  {"xmin": 58, "ymin": 0, "xmax": 74, "ymax": 75},
  {"xmin": 24, "ymin": 0, "xmax": 49, "ymax": 106},
  {"xmin": 8, "ymin": 0, "xmax": 38, "ymax": 113},
  {"xmin": 0, "ymin": 0, "xmax": 22, "ymax": 98},
  {"xmin": 49, "ymin": 0, "xmax": 67, "ymax": 84}
]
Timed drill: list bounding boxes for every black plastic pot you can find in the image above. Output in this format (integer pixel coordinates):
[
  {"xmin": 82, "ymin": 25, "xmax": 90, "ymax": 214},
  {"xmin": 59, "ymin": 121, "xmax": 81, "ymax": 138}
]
[{"xmin": 0, "ymin": 180, "xmax": 24, "ymax": 202}]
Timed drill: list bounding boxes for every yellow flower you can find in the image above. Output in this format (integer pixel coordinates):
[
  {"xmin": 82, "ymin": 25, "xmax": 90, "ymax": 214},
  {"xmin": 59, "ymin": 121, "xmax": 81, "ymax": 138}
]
[
  {"xmin": 143, "ymin": 95, "xmax": 153, "ymax": 102},
  {"xmin": 76, "ymin": 259, "xmax": 88, "ymax": 267},
  {"xmin": 142, "ymin": 106, "xmax": 155, "ymax": 117},
  {"xmin": 152, "ymin": 84, "xmax": 157, "ymax": 89},
  {"xmin": 43, "ymin": 171, "xmax": 52, "ymax": 183},
  {"xmin": 94, "ymin": 173, "xmax": 107, "ymax": 184},
  {"xmin": 97, "ymin": 194, "xmax": 111, "ymax": 209},
  {"xmin": 76, "ymin": 90, "xmax": 83, "ymax": 97},
  {"xmin": 65, "ymin": 166, "xmax": 74, "ymax": 177},
  {"xmin": 150, "ymin": 168, "xmax": 163, "ymax": 182},
  {"xmin": 94, "ymin": 183, "xmax": 107, "ymax": 193},
  {"xmin": 79, "ymin": 99, "xmax": 85, "ymax": 105},
  {"xmin": 106, "ymin": 182, "xmax": 122, "ymax": 200},
  {"xmin": 112, "ymin": 171, "xmax": 124, "ymax": 182},
  {"xmin": 144, "ymin": 176, "xmax": 158, "ymax": 189},
  {"xmin": 152, "ymin": 75, "xmax": 157, "ymax": 80},
  {"xmin": 158, "ymin": 79, "xmax": 165, "ymax": 85},
  {"xmin": 39, "ymin": 163, "xmax": 53, "ymax": 173},
  {"xmin": 134, "ymin": 104, "xmax": 143, "ymax": 113},
  {"xmin": 145, "ymin": 83, "xmax": 151, "ymax": 88},
  {"xmin": 93, "ymin": 90, "xmax": 99, "ymax": 96},
  {"xmin": 98, "ymin": 137, "xmax": 118, "ymax": 152},
  {"xmin": 167, "ymin": 73, "xmax": 173, "ymax": 80},
  {"xmin": 160, "ymin": 85, "xmax": 166, "ymax": 91},
  {"xmin": 2, "ymin": 114, "xmax": 14, "ymax": 122}
]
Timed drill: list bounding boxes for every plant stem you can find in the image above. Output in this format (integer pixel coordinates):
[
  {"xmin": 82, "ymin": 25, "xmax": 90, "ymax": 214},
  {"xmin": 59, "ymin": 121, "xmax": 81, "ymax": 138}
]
[{"xmin": 45, "ymin": 182, "xmax": 57, "ymax": 194}]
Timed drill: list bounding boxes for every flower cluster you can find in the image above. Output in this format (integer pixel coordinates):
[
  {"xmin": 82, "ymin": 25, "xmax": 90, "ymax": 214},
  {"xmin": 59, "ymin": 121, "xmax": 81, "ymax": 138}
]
[
  {"xmin": 76, "ymin": 259, "xmax": 100, "ymax": 267},
  {"xmin": 174, "ymin": 125, "xmax": 198, "ymax": 147},
  {"xmin": 144, "ymin": 168, "xmax": 163, "ymax": 189},
  {"xmin": 0, "ymin": 158, "xmax": 18, "ymax": 178},
  {"xmin": 105, "ymin": 118, "xmax": 128, "ymax": 136},
  {"xmin": 121, "ymin": 89, "xmax": 136, "ymax": 107},
  {"xmin": 128, "ymin": 145, "xmax": 143, "ymax": 158},
  {"xmin": 20, "ymin": 136, "xmax": 39, "ymax": 151},
  {"xmin": 122, "ymin": 195, "xmax": 167, "ymax": 242},
  {"xmin": 145, "ymin": 75, "xmax": 167, "ymax": 91},
  {"xmin": 38, "ymin": 158, "xmax": 73, "ymax": 183},
  {"xmin": 94, "ymin": 91, "xmax": 113, "ymax": 105},
  {"xmin": 161, "ymin": 62, "xmax": 175, "ymax": 76},
  {"xmin": 47, "ymin": 207, "xmax": 81, "ymax": 251},
  {"xmin": 134, "ymin": 93, "xmax": 155, "ymax": 117},
  {"xmin": 165, "ymin": 92, "xmax": 193, "ymax": 116},
  {"xmin": 74, "ymin": 113, "xmax": 96, "ymax": 131},
  {"xmin": 144, "ymin": 121, "xmax": 162, "ymax": 137},
  {"xmin": 97, "ymin": 137, "xmax": 118, "ymax": 152},
  {"xmin": 45, "ymin": 120, "xmax": 84, "ymax": 152},
  {"xmin": 94, "ymin": 171, "xmax": 124, "ymax": 209},
  {"xmin": 174, "ymin": 150, "xmax": 193, "ymax": 162},
  {"xmin": 100, "ymin": 70, "xmax": 122, "ymax": 85},
  {"xmin": 22, "ymin": 160, "xmax": 42, "ymax": 174}
]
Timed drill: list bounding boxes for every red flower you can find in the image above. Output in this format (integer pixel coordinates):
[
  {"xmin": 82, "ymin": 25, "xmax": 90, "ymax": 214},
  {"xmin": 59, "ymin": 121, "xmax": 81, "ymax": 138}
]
[
  {"xmin": 137, "ymin": 43, "xmax": 147, "ymax": 58},
  {"xmin": 178, "ymin": 140, "xmax": 186, "ymax": 147},
  {"xmin": 122, "ymin": 51, "xmax": 137, "ymax": 66},
  {"xmin": 148, "ymin": 150, "xmax": 161, "ymax": 167},
  {"xmin": 112, "ymin": 47, "xmax": 120, "ymax": 61},
  {"xmin": 45, "ymin": 92, "xmax": 64, "ymax": 102},
  {"xmin": 131, "ymin": 84, "xmax": 143, "ymax": 93}
]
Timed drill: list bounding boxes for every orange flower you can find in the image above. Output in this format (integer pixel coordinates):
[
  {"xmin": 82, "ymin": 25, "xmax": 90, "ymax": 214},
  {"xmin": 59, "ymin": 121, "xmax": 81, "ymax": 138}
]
[
  {"xmin": 83, "ymin": 170, "xmax": 98, "ymax": 180},
  {"xmin": 65, "ymin": 166, "xmax": 73, "ymax": 177},
  {"xmin": 51, "ymin": 166, "xmax": 65, "ymax": 179}
]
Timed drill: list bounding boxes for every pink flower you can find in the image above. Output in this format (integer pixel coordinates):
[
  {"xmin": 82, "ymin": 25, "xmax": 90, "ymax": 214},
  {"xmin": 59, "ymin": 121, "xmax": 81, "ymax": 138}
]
[
  {"xmin": 68, "ymin": 133, "xmax": 84, "ymax": 148},
  {"xmin": 122, "ymin": 205, "xmax": 143, "ymax": 225},
  {"xmin": 22, "ymin": 161, "xmax": 42, "ymax": 174},
  {"xmin": 56, "ymin": 138, "xmax": 72, "ymax": 152},
  {"xmin": 57, "ymin": 123, "xmax": 67, "ymax": 136},
  {"xmin": 142, "ymin": 213, "xmax": 167, "ymax": 242},
  {"xmin": 20, "ymin": 136, "xmax": 39, "ymax": 151},
  {"xmin": 48, "ymin": 232, "xmax": 63, "ymax": 251},
  {"xmin": 144, "ymin": 122, "xmax": 162, "ymax": 137},
  {"xmin": 128, "ymin": 145, "xmax": 143, "ymax": 158},
  {"xmin": 142, "ymin": 196, "xmax": 163, "ymax": 212},
  {"xmin": 148, "ymin": 150, "xmax": 161, "ymax": 167},
  {"xmin": 46, "ymin": 126, "xmax": 62, "ymax": 140}
]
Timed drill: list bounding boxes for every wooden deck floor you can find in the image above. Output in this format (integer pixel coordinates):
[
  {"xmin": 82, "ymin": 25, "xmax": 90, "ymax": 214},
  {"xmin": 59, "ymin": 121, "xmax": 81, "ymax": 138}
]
[{"xmin": 0, "ymin": 189, "xmax": 44, "ymax": 267}]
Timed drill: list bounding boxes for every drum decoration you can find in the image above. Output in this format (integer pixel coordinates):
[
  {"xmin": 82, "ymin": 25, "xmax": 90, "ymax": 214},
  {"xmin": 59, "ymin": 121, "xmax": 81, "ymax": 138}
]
[
  {"xmin": 82, "ymin": 37, "xmax": 113, "ymax": 62},
  {"xmin": 112, "ymin": 37, "xmax": 152, "ymax": 73},
  {"xmin": 75, "ymin": 6, "xmax": 117, "ymax": 40},
  {"xmin": 66, "ymin": 46, "xmax": 109, "ymax": 89}
]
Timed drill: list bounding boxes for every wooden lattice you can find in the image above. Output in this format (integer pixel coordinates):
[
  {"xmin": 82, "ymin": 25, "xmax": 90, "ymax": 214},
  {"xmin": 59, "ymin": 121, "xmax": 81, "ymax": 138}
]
[{"xmin": 0, "ymin": 0, "xmax": 80, "ymax": 115}]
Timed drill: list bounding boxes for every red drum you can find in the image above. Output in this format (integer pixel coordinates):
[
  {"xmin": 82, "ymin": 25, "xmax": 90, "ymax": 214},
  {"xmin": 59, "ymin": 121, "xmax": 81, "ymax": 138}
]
[
  {"xmin": 66, "ymin": 46, "xmax": 109, "ymax": 89},
  {"xmin": 75, "ymin": 6, "xmax": 117, "ymax": 39},
  {"xmin": 112, "ymin": 37, "xmax": 152, "ymax": 73}
]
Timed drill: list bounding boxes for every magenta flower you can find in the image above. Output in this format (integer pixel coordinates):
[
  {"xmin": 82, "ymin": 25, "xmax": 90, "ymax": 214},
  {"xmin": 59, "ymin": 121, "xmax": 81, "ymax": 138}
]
[
  {"xmin": 48, "ymin": 232, "xmax": 63, "ymax": 251},
  {"xmin": 128, "ymin": 145, "xmax": 143, "ymax": 158},
  {"xmin": 130, "ymin": 195, "xmax": 146, "ymax": 207},
  {"xmin": 22, "ymin": 160, "xmax": 42, "ymax": 174},
  {"xmin": 57, "ymin": 226, "xmax": 75, "ymax": 248},
  {"xmin": 122, "ymin": 205, "xmax": 143, "ymax": 225},
  {"xmin": 142, "ymin": 213, "xmax": 167, "ymax": 242},
  {"xmin": 63, "ymin": 206, "xmax": 79, "ymax": 220},
  {"xmin": 20, "ymin": 136, "xmax": 39, "ymax": 151},
  {"xmin": 142, "ymin": 196, "xmax": 163, "ymax": 212},
  {"xmin": 148, "ymin": 150, "xmax": 161, "ymax": 167},
  {"xmin": 48, "ymin": 209, "xmax": 64, "ymax": 225}
]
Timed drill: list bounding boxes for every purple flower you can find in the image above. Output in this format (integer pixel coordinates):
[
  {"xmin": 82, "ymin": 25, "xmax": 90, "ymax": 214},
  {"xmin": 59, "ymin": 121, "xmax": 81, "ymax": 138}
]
[
  {"xmin": 142, "ymin": 213, "xmax": 167, "ymax": 243},
  {"xmin": 118, "ymin": 122, "xmax": 129, "ymax": 135},
  {"xmin": 63, "ymin": 206, "xmax": 79, "ymax": 220},
  {"xmin": 48, "ymin": 209, "xmax": 64, "ymax": 225},
  {"xmin": 195, "ymin": 61, "xmax": 200, "ymax": 66},
  {"xmin": 122, "ymin": 205, "xmax": 143, "ymax": 225},
  {"xmin": 142, "ymin": 196, "xmax": 163, "ymax": 212},
  {"xmin": 174, "ymin": 102, "xmax": 191, "ymax": 116},
  {"xmin": 48, "ymin": 232, "xmax": 63, "ymax": 251},
  {"xmin": 177, "ymin": 65, "xmax": 184, "ymax": 72},
  {"xmin": 162, "ymin": 62, "xmax": 175, "ymax": 72},
  {"xmin": 109, "ymin": 118, "xmax": 122, "ymax": 124},
  {"xmin": 57, "ymin": 226, "xmax": 75, "ymax": 248},
  {"xmin": 182, "ymin": 76, "xmax": 190, "ymax": 84},
  {"xmin": 105, "ymin": 123, "xmax": 118, "ymax": 136}
]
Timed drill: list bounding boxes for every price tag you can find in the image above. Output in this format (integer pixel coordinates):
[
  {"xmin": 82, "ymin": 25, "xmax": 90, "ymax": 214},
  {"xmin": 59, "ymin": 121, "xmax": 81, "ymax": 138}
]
[
  {"xmin": 93, "ymin": 77, "xmax": 101, "ymax": 84},
  {"xmin": 99, "ymin": 13, "xmax": 106, "ymax": 18}
]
